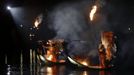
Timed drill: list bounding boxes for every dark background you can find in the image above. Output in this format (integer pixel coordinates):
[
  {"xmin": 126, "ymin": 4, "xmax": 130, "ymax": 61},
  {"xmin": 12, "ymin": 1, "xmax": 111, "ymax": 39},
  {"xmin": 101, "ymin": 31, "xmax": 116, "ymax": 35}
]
[{"xmin": 0, "ymin": 0, "xmax": 134, "ymax": 70}]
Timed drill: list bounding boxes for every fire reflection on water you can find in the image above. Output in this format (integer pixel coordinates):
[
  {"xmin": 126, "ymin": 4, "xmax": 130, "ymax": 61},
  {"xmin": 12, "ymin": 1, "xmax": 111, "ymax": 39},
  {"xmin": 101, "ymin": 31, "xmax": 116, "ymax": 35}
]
[
  {"xmin": 39, "ymin": 65, "xmax": 112, "ymax": 75},
  {"xmin": 40, "ymin": 66, "xmax": 60, "ymax": 75},
  {"xmin": 46, "ymin": 66, "xmax": 55, "ymax": 75},
  {"xmin": 99, "ymin": 70, "xmax": 111, "ymax": 75},
  {"xmin": 82, "ymin": 71, "xmax": 88, "ymax": 75},
  {"xmin": 6, "ymin": 50, "xmax": 112, "ymax": 75},
  {"xmin": 6, "ymin": 64, "xmax": 112, "ymax": 75}
]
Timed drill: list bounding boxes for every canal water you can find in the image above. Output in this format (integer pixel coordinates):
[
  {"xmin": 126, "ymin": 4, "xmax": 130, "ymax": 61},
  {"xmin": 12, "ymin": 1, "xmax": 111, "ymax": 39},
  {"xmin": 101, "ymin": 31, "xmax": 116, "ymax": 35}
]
[
  {"xmin": 3, "ymin": 50, "xmax": 134, "ymax": 75},
  {"xmin": 5, "ymin": 64, "xmax": 134, "ymax": 75}
]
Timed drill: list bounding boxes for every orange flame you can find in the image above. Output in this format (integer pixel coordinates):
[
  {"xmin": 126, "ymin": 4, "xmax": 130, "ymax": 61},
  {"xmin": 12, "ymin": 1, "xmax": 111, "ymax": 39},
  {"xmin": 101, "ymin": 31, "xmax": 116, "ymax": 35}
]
[
  {"xmin": 46, "ymin": 46, "xmax": 56, "ymax": 62},
  {"xmin": 34, "ymin": 20, "xmax": 39, "ymax": 28},
  {"xmin": 46, "ymin": 54, "xmax": 53, "ymax": 61},
  {"xmin": 89, "ymin": 5, "xmax": 97, "ymax": 21},
  {"xmin": 81, "ymin": 61, "xmax": 88, "ymax": 66},
  {"xmin": 101, "ymin": 32, "xmax": 114, "ymax": 61},
  {"xmin": 34, "ymin": 14, "xmax": 42, "ymax": 28}
]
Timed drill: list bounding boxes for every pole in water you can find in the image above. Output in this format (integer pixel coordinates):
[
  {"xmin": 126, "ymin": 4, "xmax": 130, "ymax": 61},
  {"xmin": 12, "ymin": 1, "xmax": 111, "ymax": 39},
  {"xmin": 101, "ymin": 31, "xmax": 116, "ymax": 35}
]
[
  {"xmin": 5, "ymin": 54, "xmax": 7, "ymax": 64},
  {"xmin": 20, "ymin": 50, "xmax": 23, "ymax": 75},
  {"xmin": 33, "ymin": 50, "xmax": 36, "ymax": 64},
  {"xmin": 30, "ymin": 49, "xmax": 33, "ymax": 72},
  {"xmin": 20, "ymin": 50, "xmax": 23, "ymax": 66},
  {"xmin": 30, "ymin": 49, "xmax": 33, "ymax": 65},
  {"xmin": 33, "ymin": 50, "xmax": 36, "ymax": 75}
]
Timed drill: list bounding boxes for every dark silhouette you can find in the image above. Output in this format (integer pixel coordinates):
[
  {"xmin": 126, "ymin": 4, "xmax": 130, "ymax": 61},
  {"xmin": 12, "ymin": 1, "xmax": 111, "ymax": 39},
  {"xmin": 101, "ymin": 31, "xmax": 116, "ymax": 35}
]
[{"xmin": 0, "ymin": 1, "xmax": 25, "ymax": 73}]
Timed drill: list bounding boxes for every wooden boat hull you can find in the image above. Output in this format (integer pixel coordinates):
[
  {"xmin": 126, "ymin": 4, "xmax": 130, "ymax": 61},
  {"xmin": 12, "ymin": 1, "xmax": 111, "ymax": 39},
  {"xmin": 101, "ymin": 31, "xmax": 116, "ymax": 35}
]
[
  {"xmin": 67, "ymin": 56, "xmax": 114, "ymax": 70},
  {"xmin": 38, "ymin": 54, "xmax": 66, "ymax": 66}
]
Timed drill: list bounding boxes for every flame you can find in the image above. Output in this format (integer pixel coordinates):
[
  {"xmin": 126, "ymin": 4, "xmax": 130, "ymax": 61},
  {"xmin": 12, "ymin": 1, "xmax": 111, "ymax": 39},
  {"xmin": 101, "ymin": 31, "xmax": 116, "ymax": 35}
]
[
  {"xmin": 101, "ymin": 32, "xmax": 114, "ymax": 61},
  {"xmin": 46, "ymin": 54, "xmax": 53, "ymax": 61},
  {"xmin": 46, "ymin": 46, "xmax": 56, "ymax": 62},
  {"xmin": 89, "ymin": 5, "xmax": 97, "ymax": 21},
  {"xmin": 34, "ymin": 20, "xmax": 39, "ymax": 28},
  {"xmin": 81, "ymin": 61, "xmax": 88, "ymax": 66},
  {"xmin": 34, "ymin": 14, "xmax": 43, "ymax": 28},
  {"xmin": 101, "ymin": 38, "xmax": 108, "ymax": 49}
]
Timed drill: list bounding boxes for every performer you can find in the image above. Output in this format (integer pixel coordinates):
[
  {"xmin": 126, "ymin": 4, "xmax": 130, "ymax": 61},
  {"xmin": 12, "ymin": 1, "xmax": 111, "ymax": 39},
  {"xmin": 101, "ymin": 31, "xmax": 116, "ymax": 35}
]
[{"xmin": 98, "ymin": 43, "xmax": 106, "ymax": 68}]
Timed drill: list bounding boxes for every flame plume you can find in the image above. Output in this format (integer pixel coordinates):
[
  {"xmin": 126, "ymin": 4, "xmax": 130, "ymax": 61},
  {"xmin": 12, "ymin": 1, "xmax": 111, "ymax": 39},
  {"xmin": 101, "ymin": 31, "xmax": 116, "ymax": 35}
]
[
  {"xmin": 34, "ymin": 20, "xmax": 39, "ymax": 28},
  {"xmin": 34, "ymin": 14, "xmax": 43, "ymax": 28},
  {"xmin": 89, "ymin": 5, "xmax": 97, "ymax": 21},
  {"xmin": 81, "ymin": 61, "xmax": 88, "ymax": 66}
]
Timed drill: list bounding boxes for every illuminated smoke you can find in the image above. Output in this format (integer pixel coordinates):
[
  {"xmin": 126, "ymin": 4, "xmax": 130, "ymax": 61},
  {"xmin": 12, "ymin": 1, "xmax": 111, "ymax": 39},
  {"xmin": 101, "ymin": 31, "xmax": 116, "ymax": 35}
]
[
  {"xmin": 48, "ymin": 0, "xmax": 109, "ymax": 62},
  {"xmin": 45, "ymin": 0, "xmax": 134, "ymax": 68}
]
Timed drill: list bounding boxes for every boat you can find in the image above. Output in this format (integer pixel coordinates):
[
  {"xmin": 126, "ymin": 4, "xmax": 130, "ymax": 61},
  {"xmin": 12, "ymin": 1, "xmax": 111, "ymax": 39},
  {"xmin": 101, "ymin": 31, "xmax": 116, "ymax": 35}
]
[
  {"xmin": 67, "ymin": 55, "xmax": 114, "ymax": 70},
  {"xmin": 38, "ymin": 54, "xmax": 66, "ymax": 66},
  {"xmin": 37, "ymin": 31, "xmax": 117, "ymax": 69},
  {"xmin": 67, "ymin": 31, "xmax": 117, "ymax": 70}
]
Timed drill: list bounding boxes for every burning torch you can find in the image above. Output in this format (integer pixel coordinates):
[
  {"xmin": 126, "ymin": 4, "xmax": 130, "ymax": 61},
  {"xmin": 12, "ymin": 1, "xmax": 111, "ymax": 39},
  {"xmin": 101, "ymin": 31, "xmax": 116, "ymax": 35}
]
[
  {"xmin": 89, "ymin": 5, "xmax": 97, "ymax": 21},
  {"xmin": 34, "ymin": 14, "xmax": 43, "ymax": 29}
]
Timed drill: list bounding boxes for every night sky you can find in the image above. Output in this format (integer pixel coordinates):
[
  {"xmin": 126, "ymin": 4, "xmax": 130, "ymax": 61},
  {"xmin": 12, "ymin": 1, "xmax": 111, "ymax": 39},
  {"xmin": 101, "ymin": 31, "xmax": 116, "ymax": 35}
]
[{"xmin": 1, "ymin": 0, "xmax": 134, "ymax": 69}]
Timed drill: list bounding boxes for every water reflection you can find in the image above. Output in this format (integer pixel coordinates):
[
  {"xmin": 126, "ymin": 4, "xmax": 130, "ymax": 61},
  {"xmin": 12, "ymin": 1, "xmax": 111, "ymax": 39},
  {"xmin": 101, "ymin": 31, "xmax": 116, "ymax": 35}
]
[
  {"xmin": 100, "ymin": 71, "xmax": 112, "ymax": 75},
  {"xmin": 40, "ymin": 65, "xmax": 65, "ymax": 75},
  {"xmin": 7, "ymin": 64, "xmax": 134, "ymax": 75},
  {"xmin": 69, "ymin": 71, "xmax": 89, "ymax": 75},
  {"xmin": 38, "ymin": 65, "xmax": 112, "ymax": 75},
  {"xmin": 82, "ymin": 71, "xmax": 88, "ymax": 75},
  {"xmin": 6, "ymin": 64, "xmax": 113, "ymax": 75}
]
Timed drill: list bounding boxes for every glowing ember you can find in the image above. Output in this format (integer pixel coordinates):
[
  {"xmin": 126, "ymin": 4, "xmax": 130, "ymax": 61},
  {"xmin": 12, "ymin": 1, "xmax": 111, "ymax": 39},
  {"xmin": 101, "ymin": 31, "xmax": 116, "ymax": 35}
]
[
  {"xmin": 89, "ymin": 5, "xmax": 97, "ymax": 21},
  {"xmin": 81, "ymin": 61, "xmax": 88, "ymax": 66}
]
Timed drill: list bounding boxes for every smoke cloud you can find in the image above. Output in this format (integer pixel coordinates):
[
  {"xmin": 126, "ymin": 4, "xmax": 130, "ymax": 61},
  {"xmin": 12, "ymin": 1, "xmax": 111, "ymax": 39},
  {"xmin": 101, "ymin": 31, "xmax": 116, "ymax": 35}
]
[
  {"xmin": 46, "ymin": 0, "xmax": 134, "ymax": 67},
  {"xmin": 47, "ymin": 0, "xmax": 110, "ymax": 62}
]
